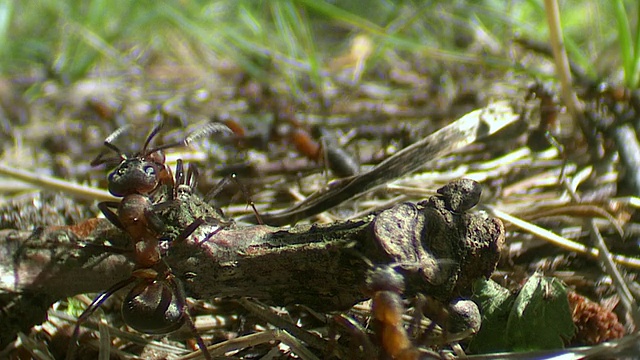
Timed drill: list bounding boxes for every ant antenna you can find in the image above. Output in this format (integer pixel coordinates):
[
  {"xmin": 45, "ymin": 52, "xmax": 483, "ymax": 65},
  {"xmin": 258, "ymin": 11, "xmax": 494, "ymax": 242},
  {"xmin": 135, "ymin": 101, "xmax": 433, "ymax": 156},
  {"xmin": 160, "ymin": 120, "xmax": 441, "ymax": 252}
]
[
  {"xmin": 104, "ymin": 124, "xmax": 132, "ymax": 158},
  {"xmin": 90, "ymin": 125, "xmax": 132, "ymax": 166},
  {"xmin": 141, "ymin": 119, "xmax": 165, "ymax": 156},
  {"xmin": 184, "ymin": 122, "xmax": 233, "ymax": 145},
  {"xmin": 144, "ymin": 122, "xmax": 233, "ymax": 155}
]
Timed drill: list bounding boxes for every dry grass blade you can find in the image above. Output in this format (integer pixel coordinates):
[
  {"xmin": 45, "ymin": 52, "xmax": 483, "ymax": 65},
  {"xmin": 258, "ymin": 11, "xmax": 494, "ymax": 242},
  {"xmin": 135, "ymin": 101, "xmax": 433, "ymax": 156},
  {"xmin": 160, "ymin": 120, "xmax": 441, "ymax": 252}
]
[
  {"xmin": 237, "ymin": 298, "xmax": 333, "ymax": 359},
  {"xmin": 97, "ymin": 322, "xmax": 111, "ymax": 360},
  {"xmin": 485, "ymin": 206, "xmax": 640, "ymax": 269},
  {"xmin": 48, "ymin": 310, "xmax": 188, "ymax": 357},
  {"xmin": 584, "ymin": 217, "xmax": 640, "ymax": 326},
  {"xmin": 0, "ymin": 164, "xmax": 116, "ymax": 202},
  {"xmin": 177, "ymin": 330, "xmax": 321, "ymax": 360},
  {"xmin": 16, "ymin": 332, "xmax": 54, "ymax": 360},
  {"xmin": 245, "ymin": 100, "xmax": 521, "ymax": 225}
]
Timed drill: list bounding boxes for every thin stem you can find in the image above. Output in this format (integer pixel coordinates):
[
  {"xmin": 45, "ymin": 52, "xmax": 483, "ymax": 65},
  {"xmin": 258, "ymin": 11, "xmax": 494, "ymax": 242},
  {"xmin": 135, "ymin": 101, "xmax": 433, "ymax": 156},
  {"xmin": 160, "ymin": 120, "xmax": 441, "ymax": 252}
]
[
  {"xmin": 0, "ymin": 163, "xmax": 116, "ymax": 202},
  {"xmin": 543, "ymin": 0, "xmax": 583, "ymax": 117}
]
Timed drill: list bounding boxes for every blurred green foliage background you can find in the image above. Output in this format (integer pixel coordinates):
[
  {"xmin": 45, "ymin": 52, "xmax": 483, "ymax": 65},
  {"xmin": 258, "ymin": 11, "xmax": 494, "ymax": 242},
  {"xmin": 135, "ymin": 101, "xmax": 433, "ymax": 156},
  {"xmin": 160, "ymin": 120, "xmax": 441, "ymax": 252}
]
[{"xmin": 1, "ymin": 1, "xmax": 638, "ymax": 86}]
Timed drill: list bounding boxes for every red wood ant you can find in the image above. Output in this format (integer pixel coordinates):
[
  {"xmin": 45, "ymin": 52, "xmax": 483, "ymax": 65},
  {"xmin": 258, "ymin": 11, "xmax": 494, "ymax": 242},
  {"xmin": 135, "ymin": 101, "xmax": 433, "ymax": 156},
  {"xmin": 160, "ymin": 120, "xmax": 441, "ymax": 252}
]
[
  {"xmin": 310, "ymin": 125, "xmax": 360, "ymax": 178},
  {"xmin": 91, "ymin": 122, "xmax": 229, "ymax": 265},
  {"xmin": 290, "ymin": 126, "xmax": 359, "ymax": 178},
  {"xmin": 525, "ymin": 82, "xmax": 561, "ymax": 152},
  {"xmin": 67, "ymin": 122, "xmax": 230, "ymax": 359},
  {"xmin": 364, "ymin": 266, "xmax": 420, "ymax": 360},
  {"xmin": 363, "ymin": 265, "xmax": 481, "ymax": 359}
]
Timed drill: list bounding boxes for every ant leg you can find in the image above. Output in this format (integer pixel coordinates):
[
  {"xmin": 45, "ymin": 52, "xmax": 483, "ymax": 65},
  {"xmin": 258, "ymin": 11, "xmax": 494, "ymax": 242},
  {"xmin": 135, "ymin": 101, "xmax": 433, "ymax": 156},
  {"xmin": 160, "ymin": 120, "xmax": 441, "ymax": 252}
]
[
  {"xmin": 174, "ymin": 217, "xmax": 205, "ymax": 243},
  {"xmin": 169, "ymin": 275, "xmax": 212, "ymax": 360},
  {"xmin": 203, "ymin": 174, "xmax": 231, "ymax": 201},
  {"xmin": 143, "ymin": 208, "xmax": 167, "ymax": 234},
  {"xmin": 198, "ymin": 225, "xmax": 224, "ymax": 246},
  {"xmin": 175, "ymin": 161, "xmax": 198, "ymax": 190},
  {"xmin": 98, "ymin": 201, "xmax": 124, "ymax": 229},
  {"xmin": 173, "ymin": 160, "xmax": 198, "ymax": 199},
  {"xmin": 175, "ymin": 159, "xmax": 185, "ymax": 189},
  {"xmin": 331, "ymin": 314, "xmax": 376, "ymax": 358},
  {"xmin": 152, "ymin": 200, "xmax": 176, "ymax": 213},
  {"xmin": 66, "ymin": 276, "xmax": 138, "ymax": 360},
  {"xmin": 182, "ymin": 302, "xmax": 212, "ymax": 360},
  {"xmin": 205, "ymin": 173, "xmax": 263, "ymax": 224},
  {"xmin": 121, "ymin": 270, "xmax": 211, "ymax": 360},
  {"xmin": 186, "ymin": 162, "xmax": 199, "ymax": 191}
]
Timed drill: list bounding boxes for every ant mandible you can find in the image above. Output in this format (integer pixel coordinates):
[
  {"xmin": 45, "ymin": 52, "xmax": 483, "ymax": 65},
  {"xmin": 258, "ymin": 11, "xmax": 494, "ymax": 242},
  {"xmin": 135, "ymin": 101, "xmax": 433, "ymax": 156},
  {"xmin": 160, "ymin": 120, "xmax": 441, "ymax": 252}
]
[{"xmin": 67, "ymin": 121, "xmax": 231, "ymax": 360}]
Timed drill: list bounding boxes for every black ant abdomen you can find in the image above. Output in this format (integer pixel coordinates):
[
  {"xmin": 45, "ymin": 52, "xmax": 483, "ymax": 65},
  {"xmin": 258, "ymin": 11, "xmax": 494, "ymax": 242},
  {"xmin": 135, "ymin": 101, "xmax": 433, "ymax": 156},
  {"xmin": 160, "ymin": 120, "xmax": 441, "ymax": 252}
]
[{"xmin": 121, "ymin": 269, "xmax": 187, "ymax": 335}]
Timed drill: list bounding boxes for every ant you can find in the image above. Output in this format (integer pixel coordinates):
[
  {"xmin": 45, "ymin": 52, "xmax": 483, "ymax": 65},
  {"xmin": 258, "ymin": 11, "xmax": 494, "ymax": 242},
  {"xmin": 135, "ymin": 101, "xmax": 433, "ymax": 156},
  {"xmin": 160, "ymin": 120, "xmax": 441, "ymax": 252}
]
[
  {"xmin": 364, "ymin": 265, "xmax": 420, "ymax": 360},
  {"xmin": 525, "ymin": 82, "xmax": 562, "ymax": 152},
  {"xmin": 91, "ymin": 122, "xmax": 229, "ymax": 265},
  {"xmin": 67, "ymin": 122, "xmax": 230, "ymax": 359},
  {"xmin": 362, "ymin": 265, "xmax": 481, "ymax": 359},
  {"xmin": 310, "ymin": 125, "xmax": 360, "ymax": 178},
  {"xmin": 289, "ymin": 125, "xmax": 359, "ymax": 178}
]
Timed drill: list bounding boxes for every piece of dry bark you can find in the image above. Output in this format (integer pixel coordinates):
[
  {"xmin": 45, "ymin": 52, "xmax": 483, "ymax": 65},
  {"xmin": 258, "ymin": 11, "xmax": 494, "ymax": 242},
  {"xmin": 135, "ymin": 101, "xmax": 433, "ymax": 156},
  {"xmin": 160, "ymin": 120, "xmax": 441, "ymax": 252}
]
[{"xmin": 0, "ymin": 179, "xmax": 504, "ymax": 351}]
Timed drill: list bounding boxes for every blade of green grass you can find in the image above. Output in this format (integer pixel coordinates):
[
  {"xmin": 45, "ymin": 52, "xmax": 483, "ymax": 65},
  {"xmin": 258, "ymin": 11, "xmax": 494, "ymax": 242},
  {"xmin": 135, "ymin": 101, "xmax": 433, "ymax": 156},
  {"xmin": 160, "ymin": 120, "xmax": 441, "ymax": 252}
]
[
  {"xmin": 0, "ymin": 0, "xmax": 13, "ymax": 56},
  {"xmin": 613, "ymin": 0, "xmax": 634, "ymax": 87},
  {"xmin": 284, "ymin": 3, "xmax": 323, "ymax": 89},
  {"xmin": 632, "ymin": 2, "xmax": 640, "ymax": 87},
  {"xmin": 271, "ymin": 1, "xmax": 303, "ymax": 96}
]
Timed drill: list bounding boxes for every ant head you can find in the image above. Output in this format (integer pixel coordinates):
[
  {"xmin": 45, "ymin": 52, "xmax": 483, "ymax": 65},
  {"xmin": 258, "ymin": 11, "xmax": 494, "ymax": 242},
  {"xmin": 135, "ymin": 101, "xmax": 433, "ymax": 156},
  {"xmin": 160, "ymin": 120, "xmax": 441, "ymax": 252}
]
[
  {"xmin": 122, "ymin": 277, "xmax": 186, "ymax": 334},
  {"xmin": 107, "ymin": 158, "xmax": 162, "ymax": 197},
  {"xmin": 365, "ymin": 266, "xmax": 405, "ymax": 294}
]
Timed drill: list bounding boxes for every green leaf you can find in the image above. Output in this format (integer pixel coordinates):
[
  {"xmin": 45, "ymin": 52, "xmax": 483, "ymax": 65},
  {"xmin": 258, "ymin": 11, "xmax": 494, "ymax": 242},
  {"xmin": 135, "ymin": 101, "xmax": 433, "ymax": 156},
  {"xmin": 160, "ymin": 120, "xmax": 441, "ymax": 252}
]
[
  {"xmin": 469, "ymin": 278, "xmax": 514, "ymax": 353},
  {"xmin": 469, "ymin": 275, "xmax": 575, "ymax": 354},
  {"xmin": 506, "ymin": 273, "xmax": 575, "ymax": 351}
]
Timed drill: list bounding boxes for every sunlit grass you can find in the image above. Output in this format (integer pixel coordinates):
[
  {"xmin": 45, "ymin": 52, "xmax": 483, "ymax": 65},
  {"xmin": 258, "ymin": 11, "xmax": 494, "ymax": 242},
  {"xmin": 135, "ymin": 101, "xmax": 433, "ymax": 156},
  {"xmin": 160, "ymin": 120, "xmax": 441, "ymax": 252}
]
[
  {"xmin": 2, "ymin": 0, "xmax": 639, "ymax": 90},
  {"xmin": 612, "ymin": 0, "xmax": 640, "ymax": 87}
]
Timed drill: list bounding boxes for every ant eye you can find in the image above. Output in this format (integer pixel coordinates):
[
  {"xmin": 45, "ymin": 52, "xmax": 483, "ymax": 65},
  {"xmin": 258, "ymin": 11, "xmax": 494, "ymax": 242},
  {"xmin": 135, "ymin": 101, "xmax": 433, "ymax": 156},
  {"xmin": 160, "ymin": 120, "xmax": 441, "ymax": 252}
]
[{"xmin": 144, "ymin": 165, "xmax": 157, "ymax": 177}]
